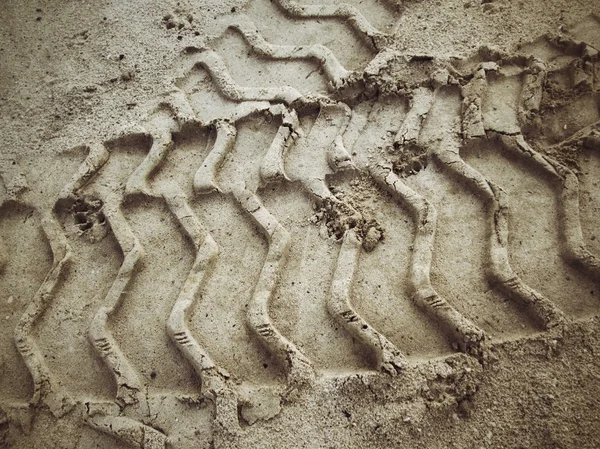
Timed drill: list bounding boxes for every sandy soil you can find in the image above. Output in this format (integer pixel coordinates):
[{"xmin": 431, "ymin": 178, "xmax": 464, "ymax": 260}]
[{"xmin": 1, "ymin": 0, "xmax": 599, "ymax": 447}]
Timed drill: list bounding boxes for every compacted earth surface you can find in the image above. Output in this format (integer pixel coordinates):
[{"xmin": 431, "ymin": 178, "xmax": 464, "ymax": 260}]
[{"xmin": 1, "ymin": 0, "xmax": 599, "ymax": 447}]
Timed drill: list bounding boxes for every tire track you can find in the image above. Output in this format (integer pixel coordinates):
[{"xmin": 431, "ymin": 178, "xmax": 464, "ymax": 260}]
[
  {"xmin": 579, "ymin": 131, "xmax": 600, "ymax": 257},
  {"xmin": 81, "ymin": 97, "xmax": 245, "ymax": 444},
  {"xmin": 0, "ymin": 167, "xmax": 75, "ymax": 416},
  {"xmin": 284, "ymin": 103, "xmax": 353, "ymax": 201},
  {"xmin": 229, "ymin": 18, "xmax": 351, "ymax": 88},
  {"xmin": 270, "ymin": 0, "xmax": 389, "ymax": 50},
  {"xmin": 88, "ymin": 203, "xmax": 145, "ymax": 408},
  {"xmin": 393, "ymin": 87, "xmax": 434, "ymax": 148},
  {"xmin": 124, "ymin": 107, "xmax": 242, "ymax": 436},
  {"xmin": 184, "ymin": 48, "xmax": 304, "ymax": 104},
  {"xmin": 369, "ymin": 163, "xmax": 486, "ymax": 356},
  {"xmin": 232, "ymin": 184, "xmax": 315, "ymax": 388},
  {"xmin": 0, "ymin": 162, "xmax": 74, "ymax": 417},
  {"xmin": 118, "ymin": 152, "xmax": 199, "ymax": 392},
  {"xmin": 243, "ymin": 0, "xmax": 381, "ymax": 73},
  {"xmin": 508, "ymin": 48, "xmax": 600, "ymax": 283},
  {"xmin": 459, "ymin": 47, "xmax": 600, "ymax": 316},
  {"xmin": 13, "ymin": 211, "xmax": 76, "ymax": 417},
  {"xmin": 194, "ymin": 121, "xmax": 238, "ymax": 194},
  {"xmin": 38, "ymin": 144, "xmax": 130, "ymax": 400},
  {"xmin": 162, "ymin": 184, "xmax": 224, "ymax": 388},
  {"xmin": 0, "ymin": 200, "xmax": 52, "ymax": 406},
  {"xmin": 413, "ymin": 81, "xmax": 565, "ymax": 330},
  {"xmin": 259, "ymin": 106, "xmax": 297, "ymax": 184},
  {"xmin": 6, "ymin": 18, "xmax": 600, "ymax": 448},
  {"xmin": 342, "ymin": 93, "xmax": 487, "ymax": 357},
  {"xmin": 8, "ymin": 141, "xmax": 143, "ymax": 421},
  {"xmin": 132, "ymin": 98, "xmax": 298, "ymax": 435},
  {"xmin": 86, "ymin": 410, "xmax": 167, "ymax": 449},
  {"xmin": 497, "ymin": 134, "xmax": 600, "ymax": 281},
  {"xmin": 283, "ymin": 102, "xmax": 409, "ymax": 373},
  {"xmin": 328, "ymin": 228, "xmax": 407, "ymax": 374},
  {"xmin": 260, "ymin": 109, "xmax": 370, "ymax": 372},
  {"xmin": 463, "ymin": 137, "xmax": 599, "ymax": 319},
  {"xmin": 57, "ymin": 135, "xmax": 169, "ymax": 446},
  {"xmin": 260, "ymin": 183, "xmax": 371, "ymax": 372},
  {"xmin": 193, "ymin": 106, "xmax": 316, "ymax": 392}
]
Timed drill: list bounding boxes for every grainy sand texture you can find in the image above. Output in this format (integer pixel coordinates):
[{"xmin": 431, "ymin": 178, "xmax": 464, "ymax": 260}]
[{"xmin": 1, "ymin": 0, "xmax": 599, "ymax": 447}]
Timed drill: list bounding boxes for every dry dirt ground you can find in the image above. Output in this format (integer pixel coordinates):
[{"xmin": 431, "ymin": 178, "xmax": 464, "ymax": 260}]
[{"xmin": 1, "ymin": 0, "xmax": 600, "ymax": 448}]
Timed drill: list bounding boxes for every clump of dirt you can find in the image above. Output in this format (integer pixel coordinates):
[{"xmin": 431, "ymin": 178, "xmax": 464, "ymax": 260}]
[
  {"xmin": 545, "ymin": 129, "xmax": 600, "ymax": 171},
  {"xmin": 538, "ymin": 73, "xmax": 592, "ymax": 116},
  {"xmin": 69, "ymin": 197, "xmax": 108, "ymax": 243},
  {"xmin": 421, "ymin": 357, "xmax": 481, "ymax": 410},
  {"xmin": 311, "ymin": 186, "xmax": 384, "ymax": 252},
  {"xmin": 390, "ymin": 143, "xmax": 429, "ymax": 177},
  {"xmin": 162, "ymin": 9, "xmax": 201, "ymax": 39},
  {"xmin": 525, "ymin": 58, "xmax": 598, "ymax": 170},
  {"xmin": 362, "ymin": 226, "xmax": 383, "ymax": 252},
  {"xmin": 538, "ymin": 140, "xmax": 583, "ymax": 171}
]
